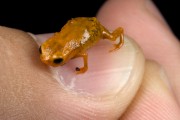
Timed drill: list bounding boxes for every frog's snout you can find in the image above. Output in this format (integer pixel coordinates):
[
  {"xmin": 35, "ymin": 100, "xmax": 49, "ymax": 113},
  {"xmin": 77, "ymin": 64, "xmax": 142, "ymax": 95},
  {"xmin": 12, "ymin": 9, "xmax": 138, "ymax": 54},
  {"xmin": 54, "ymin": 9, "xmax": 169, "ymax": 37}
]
[{"xmin": 40, "ymin": 57, "xmax": 64, "ymax": 67}]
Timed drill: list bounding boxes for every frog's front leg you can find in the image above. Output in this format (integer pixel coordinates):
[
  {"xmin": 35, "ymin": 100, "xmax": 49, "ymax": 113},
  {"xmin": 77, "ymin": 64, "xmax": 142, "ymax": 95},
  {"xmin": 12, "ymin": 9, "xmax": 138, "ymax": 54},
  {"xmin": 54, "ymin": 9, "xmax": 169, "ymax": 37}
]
[
  {"xmin": 74, "ymin": 52, "xmax": 88, "ymax": 74},
  {"xmin": 102, "ymin": 27, "xmax": 124, "ymax": 52}
]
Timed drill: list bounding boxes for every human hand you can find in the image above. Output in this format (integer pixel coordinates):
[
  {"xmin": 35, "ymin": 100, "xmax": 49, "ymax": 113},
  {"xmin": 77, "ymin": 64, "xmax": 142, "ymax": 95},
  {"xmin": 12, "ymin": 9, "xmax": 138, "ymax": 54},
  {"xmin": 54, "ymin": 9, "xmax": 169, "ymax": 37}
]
[
  {"xmin": 0, "ymin": 0, "xmax": 180, "ymax": 120},
  {"xmin": 97, "ymin": 0, "xmax": 180, "ymax": 119}
]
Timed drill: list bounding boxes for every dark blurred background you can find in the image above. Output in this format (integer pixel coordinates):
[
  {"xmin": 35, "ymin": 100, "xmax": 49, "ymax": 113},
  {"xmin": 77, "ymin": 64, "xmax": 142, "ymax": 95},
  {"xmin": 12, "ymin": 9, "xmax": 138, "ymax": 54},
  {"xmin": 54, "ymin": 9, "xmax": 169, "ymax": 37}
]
[{"xmin": 0, "ymin": 1, "xmax": 179, "ymax": 39}]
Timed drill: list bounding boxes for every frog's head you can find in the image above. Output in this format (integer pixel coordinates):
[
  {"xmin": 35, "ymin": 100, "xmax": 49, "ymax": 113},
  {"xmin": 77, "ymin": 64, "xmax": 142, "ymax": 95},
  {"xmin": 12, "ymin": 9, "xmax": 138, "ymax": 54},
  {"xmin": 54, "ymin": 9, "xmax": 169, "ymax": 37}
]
[
  {"xmin": 39, "ymin": 37, "xmax": 70, "ymax": 67},
  {"xmin": 39, "ymin": 46, "xmax": 65, "ymax": 67}
]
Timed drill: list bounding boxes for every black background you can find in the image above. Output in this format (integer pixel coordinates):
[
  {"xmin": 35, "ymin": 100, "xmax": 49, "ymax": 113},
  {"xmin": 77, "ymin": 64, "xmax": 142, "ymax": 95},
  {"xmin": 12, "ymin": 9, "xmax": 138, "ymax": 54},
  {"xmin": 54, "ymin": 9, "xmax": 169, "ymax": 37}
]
[{"xmin": 0, "ymin": 1, "xmax": 179, "ymax": 39}]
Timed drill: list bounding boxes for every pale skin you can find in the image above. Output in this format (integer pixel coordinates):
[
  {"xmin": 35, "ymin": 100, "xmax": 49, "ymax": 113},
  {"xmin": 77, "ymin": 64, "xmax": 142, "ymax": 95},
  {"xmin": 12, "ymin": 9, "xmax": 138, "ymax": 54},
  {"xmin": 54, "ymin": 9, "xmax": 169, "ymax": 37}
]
[{"xmin": 0, "ymin": 0, "xmax": 180, "ymax": 120}]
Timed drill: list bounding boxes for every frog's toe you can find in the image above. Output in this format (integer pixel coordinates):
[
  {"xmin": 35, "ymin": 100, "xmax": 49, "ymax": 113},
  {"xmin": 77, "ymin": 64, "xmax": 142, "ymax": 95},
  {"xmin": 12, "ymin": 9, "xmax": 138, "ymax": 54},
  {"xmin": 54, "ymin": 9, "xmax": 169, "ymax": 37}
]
[
  {"xmin": 76, "ymin": 67, "xmax": 81, "ymax": 71},
  {"xmin": 109, "ymin": 44, "xmax": 121, "ymax": 52},
  {"xmin": 75, "ymin": 67, "xmax": 88, "ymax": 74}
]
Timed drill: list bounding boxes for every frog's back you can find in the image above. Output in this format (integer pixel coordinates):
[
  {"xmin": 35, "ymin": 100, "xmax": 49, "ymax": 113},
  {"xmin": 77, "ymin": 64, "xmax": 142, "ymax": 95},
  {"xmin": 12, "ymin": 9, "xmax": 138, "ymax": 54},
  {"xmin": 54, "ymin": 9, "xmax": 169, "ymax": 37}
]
[
  {"xmin": 60, "ymin": 17, "xmax": 103, "ymax": 50},
  {"xmin": 62, "ymin": 17, "xmax": 102, "ymax": 32}
]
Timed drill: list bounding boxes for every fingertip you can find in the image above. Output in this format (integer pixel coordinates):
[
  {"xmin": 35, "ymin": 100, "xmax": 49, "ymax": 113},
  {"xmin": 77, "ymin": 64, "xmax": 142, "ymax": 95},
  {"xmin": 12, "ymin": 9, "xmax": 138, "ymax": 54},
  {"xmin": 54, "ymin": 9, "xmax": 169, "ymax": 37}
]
[{"xmin": 48, "ymin": 36, "xmax": 145, "ymax": 119}]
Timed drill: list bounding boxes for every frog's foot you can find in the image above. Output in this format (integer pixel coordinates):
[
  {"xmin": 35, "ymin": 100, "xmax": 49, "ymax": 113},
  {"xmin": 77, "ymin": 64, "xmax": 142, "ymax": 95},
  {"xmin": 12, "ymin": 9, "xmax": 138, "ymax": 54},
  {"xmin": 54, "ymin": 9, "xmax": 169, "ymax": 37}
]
[
  {"xmin": 75, "ymin": 67, "xmax": 88, "ymax": 74},
  {"xmin": 109, "ymin": 44, "xmax": 122, "ymax": 52}
]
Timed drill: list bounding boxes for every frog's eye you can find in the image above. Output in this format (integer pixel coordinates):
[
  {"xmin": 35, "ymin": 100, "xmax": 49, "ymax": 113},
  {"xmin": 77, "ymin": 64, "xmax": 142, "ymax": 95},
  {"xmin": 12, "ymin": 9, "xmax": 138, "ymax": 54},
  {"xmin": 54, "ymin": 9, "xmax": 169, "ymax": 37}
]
[
  {"xmin": 53, "ymin": 58, "xmax": 63, "ymax": 64},
  {"xmin": 39, "ymin": 46, "xmax": 42, "ymax": 54}
]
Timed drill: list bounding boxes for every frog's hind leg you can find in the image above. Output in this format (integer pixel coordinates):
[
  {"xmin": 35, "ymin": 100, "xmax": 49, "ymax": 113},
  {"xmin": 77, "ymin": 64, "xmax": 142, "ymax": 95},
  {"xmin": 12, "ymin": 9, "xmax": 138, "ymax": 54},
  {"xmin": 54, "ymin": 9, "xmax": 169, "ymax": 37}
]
[
  {"xmin": 74, "ymin": 52, "xmax": 88, "ymax": 74},
  {"xmin": 102, "ymin": 27, "xmax": 124, "ymax": 52}
]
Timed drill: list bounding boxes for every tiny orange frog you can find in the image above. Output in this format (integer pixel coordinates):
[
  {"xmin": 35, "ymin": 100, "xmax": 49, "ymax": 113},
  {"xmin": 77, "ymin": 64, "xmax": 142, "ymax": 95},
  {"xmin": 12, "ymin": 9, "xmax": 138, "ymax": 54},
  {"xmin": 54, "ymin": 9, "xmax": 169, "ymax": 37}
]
[{"xmin": 39, "ymin": 17, "xmax": 124, "ymax": 74}]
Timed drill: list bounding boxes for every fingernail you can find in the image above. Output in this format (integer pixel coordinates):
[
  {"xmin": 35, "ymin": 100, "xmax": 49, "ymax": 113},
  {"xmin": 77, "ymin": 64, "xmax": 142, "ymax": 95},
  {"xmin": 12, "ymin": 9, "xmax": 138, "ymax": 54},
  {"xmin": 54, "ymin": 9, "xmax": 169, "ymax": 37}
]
[{"xmin": 52, "ymin": 36, "xmax": 145, "ymax": 96}]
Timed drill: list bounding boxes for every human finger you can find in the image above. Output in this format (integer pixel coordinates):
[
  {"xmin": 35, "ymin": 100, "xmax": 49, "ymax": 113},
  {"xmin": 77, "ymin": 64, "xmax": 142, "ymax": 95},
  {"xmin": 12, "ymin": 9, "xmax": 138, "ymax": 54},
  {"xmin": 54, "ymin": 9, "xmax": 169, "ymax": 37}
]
[
  {"xmin": 121, "ymin": 61, "xmax": 180, "ymax": 120},
  {"xmin": 97, "ymin": 0, "xmax": 180, "ymax": 104}
]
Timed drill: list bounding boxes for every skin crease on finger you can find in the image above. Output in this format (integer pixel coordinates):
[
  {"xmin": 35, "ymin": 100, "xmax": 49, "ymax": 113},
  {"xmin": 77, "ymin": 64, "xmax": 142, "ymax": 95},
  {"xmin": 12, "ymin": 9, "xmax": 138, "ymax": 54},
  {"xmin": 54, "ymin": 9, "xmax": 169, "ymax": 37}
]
[
  {"xmin": 0, "ymin": 26, "xmax": 145, "ymax": 119},
  {"xmin": 97, "ymin": 0, "xmax": 180, "ymax": 105}
]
